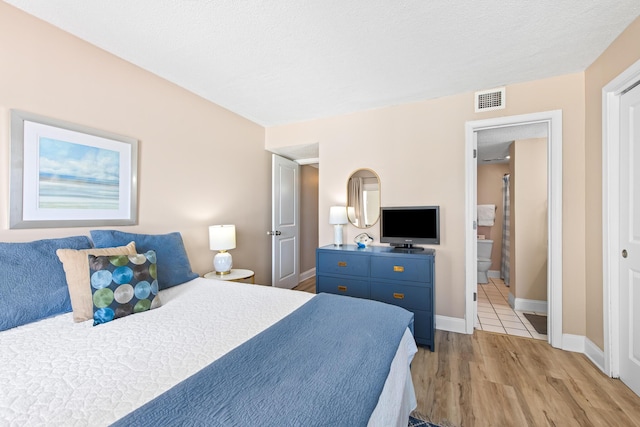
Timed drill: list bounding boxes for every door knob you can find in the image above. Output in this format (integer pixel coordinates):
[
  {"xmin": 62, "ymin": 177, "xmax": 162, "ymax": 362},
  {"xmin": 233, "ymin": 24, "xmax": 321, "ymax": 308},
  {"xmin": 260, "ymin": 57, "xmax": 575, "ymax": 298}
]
[
  {"xmin": 622, "ymin": 249, "xmax": 628, "ymax": 258},
  {"xmin": 267, "ymin": 231, "xmax": 282, "ymax": 236}
]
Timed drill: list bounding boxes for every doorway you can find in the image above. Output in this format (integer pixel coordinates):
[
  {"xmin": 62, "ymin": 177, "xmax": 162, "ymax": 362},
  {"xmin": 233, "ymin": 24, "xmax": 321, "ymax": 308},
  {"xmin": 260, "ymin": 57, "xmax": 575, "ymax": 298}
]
[
  {"xmin": 268, "ymin": 144, "xmax": 319, "ymax": 288},
  {"xmin": 475, "ymin": 129, "xmax": 548, "ymax": 340},
  {"xmin": 464, "ymin": 110, "xmax": 563, "ymax": 349}
]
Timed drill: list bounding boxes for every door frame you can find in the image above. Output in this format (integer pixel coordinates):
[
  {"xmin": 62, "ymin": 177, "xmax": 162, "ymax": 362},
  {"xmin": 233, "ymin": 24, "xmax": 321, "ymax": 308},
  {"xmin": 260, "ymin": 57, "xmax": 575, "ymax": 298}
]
[
  {"xmin": 464, "ymin": 110, "xmax": 563, "ymax": 349},
  {"xmin": 602, "ymin": 58, "xmax": 640, "ymax": 377}
]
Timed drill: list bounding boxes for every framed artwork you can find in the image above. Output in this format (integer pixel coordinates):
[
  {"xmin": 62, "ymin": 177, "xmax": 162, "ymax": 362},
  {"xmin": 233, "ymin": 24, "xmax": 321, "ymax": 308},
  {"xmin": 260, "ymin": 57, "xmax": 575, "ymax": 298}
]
[{"xmin": 9, "ymin": 110, "xmax": 138, "ymax": 229}]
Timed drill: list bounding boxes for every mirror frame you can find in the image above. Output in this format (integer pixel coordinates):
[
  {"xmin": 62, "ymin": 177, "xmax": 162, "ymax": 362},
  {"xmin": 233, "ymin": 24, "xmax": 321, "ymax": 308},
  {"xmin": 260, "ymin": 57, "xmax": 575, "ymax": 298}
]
[{"xmin": 346, "ymin": 168, "xmax": 381, "ymax": 229}]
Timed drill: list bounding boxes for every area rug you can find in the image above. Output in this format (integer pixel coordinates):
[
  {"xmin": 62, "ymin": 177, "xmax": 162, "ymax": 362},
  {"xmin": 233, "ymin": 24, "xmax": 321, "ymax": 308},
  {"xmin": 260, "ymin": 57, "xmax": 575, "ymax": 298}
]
[
  {"xmin": 523, "ymin": 312, "xmax": 547, "ymax": 335},
  {"xmin": 409, "ymin": 413, "xmax": 441, "ymax": 427}
]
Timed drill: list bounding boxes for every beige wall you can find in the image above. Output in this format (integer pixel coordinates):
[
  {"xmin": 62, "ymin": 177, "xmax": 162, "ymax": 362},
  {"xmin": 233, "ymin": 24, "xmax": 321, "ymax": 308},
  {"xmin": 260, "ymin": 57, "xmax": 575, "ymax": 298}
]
[
  {"xmin": 477, "ymin": 163, "xmax": 509, "ymax": 270},
  {"xmin": 300, "ymin": 165, "xmax": 319, "ymax": 274},
  {"xmin": 266, "ymin": 73, "xmax": 586, "ymax": 325},
  {"xmin": 512, "ymin": 138, "xmax": 548, "ymax": 302},
  {"xmin": 0, "ymin": 3, "xmax": 274, "ymax": 284},
  {"xmin": 584, "ymin": 16, "xmax": 640, "ymax": 349}
]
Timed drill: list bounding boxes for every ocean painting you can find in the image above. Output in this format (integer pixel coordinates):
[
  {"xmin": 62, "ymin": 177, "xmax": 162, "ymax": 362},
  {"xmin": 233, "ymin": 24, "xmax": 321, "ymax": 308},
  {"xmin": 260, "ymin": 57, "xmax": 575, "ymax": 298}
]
[{"xmin": 38, "ymin": 137, "xmax": 120, "ymax": 210}]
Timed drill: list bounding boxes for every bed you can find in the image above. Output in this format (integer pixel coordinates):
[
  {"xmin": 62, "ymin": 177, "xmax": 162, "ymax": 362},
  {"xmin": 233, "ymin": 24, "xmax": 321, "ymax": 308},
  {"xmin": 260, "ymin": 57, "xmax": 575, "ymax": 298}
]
[{"xmin": 0, "ymin": 233, "xmax": 418, "ymax": 426}]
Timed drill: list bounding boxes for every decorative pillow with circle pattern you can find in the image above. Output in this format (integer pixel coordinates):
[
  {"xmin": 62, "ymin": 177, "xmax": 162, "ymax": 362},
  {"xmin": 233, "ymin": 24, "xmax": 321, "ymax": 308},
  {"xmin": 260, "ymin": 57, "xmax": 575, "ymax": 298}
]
[{"xmin": 88, "ymin": 251, "xmax": 161, "ymax": 326}]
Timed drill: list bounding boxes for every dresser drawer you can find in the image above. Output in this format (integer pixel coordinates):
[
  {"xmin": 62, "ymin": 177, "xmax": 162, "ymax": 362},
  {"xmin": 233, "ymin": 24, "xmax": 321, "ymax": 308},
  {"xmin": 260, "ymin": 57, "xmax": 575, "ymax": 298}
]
[
  {"xmin": 370, "ymin": 257, "xmax": 431, "ymax": 283},
  {"xmin": 317, "ymin": 252, "xmax": 369, "ymax": 277},
  {"xmin": 370, "ymin": 281, "xmax": 431, "ymax": 312},
  {"xmin": 317, "ymin": 275, "xmax": 370, "ymax": 299}
]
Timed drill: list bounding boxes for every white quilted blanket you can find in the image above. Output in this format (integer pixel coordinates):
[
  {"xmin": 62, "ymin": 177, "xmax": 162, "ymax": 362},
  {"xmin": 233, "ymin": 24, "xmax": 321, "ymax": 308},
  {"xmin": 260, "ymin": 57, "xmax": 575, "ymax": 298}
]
[
  {"xmin": 0, "ymin": 278, "xmax": 313, "ymax": 426},
  {"xmin": 0, "ymin": 278, "xmax": 416, "ymax": 426}
]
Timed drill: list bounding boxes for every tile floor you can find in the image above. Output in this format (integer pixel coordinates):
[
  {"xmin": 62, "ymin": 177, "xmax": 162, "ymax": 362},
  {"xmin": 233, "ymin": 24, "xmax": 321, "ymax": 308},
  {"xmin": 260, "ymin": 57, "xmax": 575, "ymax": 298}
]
[{"xmin": 475, "ymin": 277, "xmax": 548, "ymax": 341}]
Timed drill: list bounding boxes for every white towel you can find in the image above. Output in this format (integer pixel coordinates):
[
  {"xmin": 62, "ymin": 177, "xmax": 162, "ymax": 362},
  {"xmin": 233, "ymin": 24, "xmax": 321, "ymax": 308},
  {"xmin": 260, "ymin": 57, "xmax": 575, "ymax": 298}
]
[{"xmin": 477, "ymin": 204, "xmax": 496, "ymax": 226}]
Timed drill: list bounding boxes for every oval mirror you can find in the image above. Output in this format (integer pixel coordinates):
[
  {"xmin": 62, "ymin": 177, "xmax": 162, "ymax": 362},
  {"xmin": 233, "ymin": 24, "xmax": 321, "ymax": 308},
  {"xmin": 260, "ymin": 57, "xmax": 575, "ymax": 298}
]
[{"xmin": 347, "ymin": 169, "xmax": 380, "ymax": 229}]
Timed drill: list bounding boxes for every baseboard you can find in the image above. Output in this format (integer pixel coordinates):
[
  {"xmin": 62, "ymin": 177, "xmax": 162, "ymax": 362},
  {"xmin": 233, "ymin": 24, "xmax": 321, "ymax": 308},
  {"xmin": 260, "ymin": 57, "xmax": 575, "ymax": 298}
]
[
  {"xmin": 488, "ymin": 270, "xmax": 500, "ymax": 278},
  {"xmin": 562, "ymin": 333, "xmax": 585, "ymax": 353},
  {"xmin": 435, "ymin": 315, "xmax": 466, "ymax": 334},
  {"xmin": 584, "ymin": 337, "xmax": 606, "ymax": 374},
  {"xmin": 299, "ymin": 268, "xmax": 316, "ymax": 282},
  {"xmin": 513, "ymin": 298, "xmax": 548, "ymax": 314}
]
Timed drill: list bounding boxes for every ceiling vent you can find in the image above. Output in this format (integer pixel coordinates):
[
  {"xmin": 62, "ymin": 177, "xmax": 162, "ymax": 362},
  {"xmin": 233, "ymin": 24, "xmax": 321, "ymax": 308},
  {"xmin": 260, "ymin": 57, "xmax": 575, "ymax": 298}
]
[{"xmin": 475, "ymin": 87, "xmax": 506, "ymax": 112}]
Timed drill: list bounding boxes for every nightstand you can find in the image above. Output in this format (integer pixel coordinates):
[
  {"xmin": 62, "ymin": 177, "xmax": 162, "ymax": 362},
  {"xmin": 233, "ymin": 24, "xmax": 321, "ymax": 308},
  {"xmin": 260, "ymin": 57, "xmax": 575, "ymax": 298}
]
[{"xmin": 204, "ymin": 269, "xmax": 255, "ymax": 284}]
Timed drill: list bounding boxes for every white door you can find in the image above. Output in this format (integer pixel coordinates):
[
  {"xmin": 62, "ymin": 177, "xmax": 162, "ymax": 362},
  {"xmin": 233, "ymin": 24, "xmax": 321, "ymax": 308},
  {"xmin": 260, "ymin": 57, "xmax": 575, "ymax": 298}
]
[
  {"xmin": 270, "ymin": 154, "xmax": 299, "ymax": 289},
  {"xmin": 619, "ymin": 81, "xmax": 640, "ymax": 396}
]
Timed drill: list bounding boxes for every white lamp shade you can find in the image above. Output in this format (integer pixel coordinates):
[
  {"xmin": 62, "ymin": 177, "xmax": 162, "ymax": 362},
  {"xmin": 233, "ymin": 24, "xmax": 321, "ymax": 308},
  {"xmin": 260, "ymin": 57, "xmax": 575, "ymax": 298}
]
[
  {"xmin": 329, "ymin": 206, "xmax": 348, "ymax": 225},
  {"xmin": 209, "ymin": 225, "xmax": 236, "ymax": 250}
]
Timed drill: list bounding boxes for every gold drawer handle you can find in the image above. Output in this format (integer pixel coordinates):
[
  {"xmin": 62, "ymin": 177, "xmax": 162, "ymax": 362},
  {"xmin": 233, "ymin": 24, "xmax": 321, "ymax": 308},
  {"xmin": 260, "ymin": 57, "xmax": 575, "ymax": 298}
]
[
  {"xmin": 393, "ymin": 293, "xmax": 405, "ymax": 299},
  {"xmin": 393, "ymin": 265, "xmax": 405, "ymax": 272},
  {"xmin": 338, "ymin": 261, "xmax": 347, "ymax": 267},
  {"xmin": 338, "ymin": 285, "xmax": 348, "ymax": 292}
]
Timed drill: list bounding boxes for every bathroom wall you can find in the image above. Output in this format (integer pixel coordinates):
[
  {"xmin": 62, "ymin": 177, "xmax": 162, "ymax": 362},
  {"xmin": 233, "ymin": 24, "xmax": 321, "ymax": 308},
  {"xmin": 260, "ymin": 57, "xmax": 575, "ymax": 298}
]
[
  {"xmin": 477, "ymin": 163, "xmax": 510, "ymax": 272},
  {"xmin": 511, "ymin": 138, "xmax": 548, "ymax": 303}
]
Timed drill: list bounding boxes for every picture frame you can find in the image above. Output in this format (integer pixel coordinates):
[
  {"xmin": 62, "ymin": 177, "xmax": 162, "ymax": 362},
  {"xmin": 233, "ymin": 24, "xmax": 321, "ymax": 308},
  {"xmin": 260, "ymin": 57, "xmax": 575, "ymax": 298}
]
[{"xmin": 9, "ymin": 110, "xmax": 138, "ymax": 229}]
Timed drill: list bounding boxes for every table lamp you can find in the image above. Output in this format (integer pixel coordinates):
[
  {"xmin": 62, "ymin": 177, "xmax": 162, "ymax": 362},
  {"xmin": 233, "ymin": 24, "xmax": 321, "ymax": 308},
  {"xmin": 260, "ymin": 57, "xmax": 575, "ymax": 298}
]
[
  {"xmin": 329, "ymin": 206, "xmax": 348, "ymax": 246},
  {"xmin": 209, "ymin": 224, "xmax": 236, "ymax": 275}
]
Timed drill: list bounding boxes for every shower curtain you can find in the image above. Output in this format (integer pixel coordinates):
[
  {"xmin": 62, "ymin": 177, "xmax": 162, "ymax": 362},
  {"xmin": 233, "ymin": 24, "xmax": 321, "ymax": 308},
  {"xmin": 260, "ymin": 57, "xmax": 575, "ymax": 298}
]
[{"xmin": 501, "ymin": 174, "xmax": 511, "ymax": 286}]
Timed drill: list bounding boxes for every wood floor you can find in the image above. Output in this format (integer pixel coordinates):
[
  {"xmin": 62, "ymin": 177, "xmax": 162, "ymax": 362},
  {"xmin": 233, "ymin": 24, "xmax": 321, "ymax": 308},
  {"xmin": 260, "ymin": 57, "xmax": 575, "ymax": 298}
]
[
  {"xmin": 293, "ymin": 276, "xmax": 316, "ymax": 293},
  {"xmin": 293, "ymin": 278, "xmax": 640, "ymax": 426},
  {"xmin": 412, "ymin": 331, "xmax": 640, "ymax": 426}
]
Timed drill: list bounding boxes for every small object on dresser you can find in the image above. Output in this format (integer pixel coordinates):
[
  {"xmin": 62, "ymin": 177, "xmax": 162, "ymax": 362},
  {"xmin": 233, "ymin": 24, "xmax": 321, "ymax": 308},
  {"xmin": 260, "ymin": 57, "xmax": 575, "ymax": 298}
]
[
  {"xmin": 354, "ymin": 233, "xmax": 374, "ymax": 248},
  {"xmin": 329, "ymin": 206, "xmax": 348, "ymax": 246}
]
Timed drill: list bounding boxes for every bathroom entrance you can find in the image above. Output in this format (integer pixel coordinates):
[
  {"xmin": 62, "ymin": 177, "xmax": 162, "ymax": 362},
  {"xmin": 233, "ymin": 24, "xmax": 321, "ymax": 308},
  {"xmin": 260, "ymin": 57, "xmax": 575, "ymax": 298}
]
[
  {"xmin": 464, "ymin": 110, "xmax": 563, "ymax": 349},
  {"xmin": 476, "ymin": 135, "xmax": 548, "ymax": 340}
]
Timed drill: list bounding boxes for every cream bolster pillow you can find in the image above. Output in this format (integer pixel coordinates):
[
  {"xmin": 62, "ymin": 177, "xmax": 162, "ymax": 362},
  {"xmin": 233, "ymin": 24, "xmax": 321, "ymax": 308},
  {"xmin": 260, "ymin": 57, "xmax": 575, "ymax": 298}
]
[{"xmin": 56, "ymin": 241, "xmax": 136, "ymax": 322}]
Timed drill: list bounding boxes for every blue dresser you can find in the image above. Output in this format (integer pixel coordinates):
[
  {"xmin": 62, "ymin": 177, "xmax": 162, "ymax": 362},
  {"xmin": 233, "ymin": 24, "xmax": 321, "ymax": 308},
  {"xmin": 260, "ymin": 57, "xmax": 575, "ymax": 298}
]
[{"xmin": 316, "ymin": 245, "xmax": 435, "ymax": 351}]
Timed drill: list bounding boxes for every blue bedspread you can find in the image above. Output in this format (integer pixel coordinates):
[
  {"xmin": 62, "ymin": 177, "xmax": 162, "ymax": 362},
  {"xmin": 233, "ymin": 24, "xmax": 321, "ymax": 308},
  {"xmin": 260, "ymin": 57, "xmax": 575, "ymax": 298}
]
[{"xmin": 112, "ymin": 293, "xmax": 414, "ymax": 427}]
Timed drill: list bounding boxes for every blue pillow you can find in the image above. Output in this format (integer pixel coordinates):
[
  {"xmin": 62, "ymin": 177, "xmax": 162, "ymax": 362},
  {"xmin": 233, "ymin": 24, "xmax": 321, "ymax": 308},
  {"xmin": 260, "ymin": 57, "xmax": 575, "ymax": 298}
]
[
  {"xmin": 90, "ymin": 230, "xmax": 198, "ymax": 289},
  {"xmin": 89, "ymin": 250, "xmax": 162, "ymax": 325},
  {"xmin": 0, "ymin": 235, "xmax": 92, "ymax": 331}
]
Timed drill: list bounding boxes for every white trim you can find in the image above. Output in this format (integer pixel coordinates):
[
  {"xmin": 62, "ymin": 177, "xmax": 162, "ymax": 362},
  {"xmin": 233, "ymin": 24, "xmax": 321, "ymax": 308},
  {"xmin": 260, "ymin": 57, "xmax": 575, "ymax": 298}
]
[
  {"xmin": 298, "ymin": 268, "xmax": 316, "ymax": 282},
  {"xmin": 465, "ymin": 110, "xmax": 563, "ymax": 350},
  {"xmin": 295, "ymin": 157, "xmax": 319, "ymax": 165},
  {"xmin": 488, "ymin": 270, "xmax": 500, "ymax": 278},
  {"xmin": 435, "ymin": 315, "xmax": 466, "ymax": 334},
  {"xmin": 513, "ymin": 298, "xmax": 548, "ymax": 314},
  {"xmin": 508, "ymin": 292, "xmax": 515, "ymax": 309},
  {"xmin": 585, "ymin": 338, "xmax": 607, "ymax": 374},
  {"xmin": 602, "ymin": 57, "xmax": 640, "ymax": 378},
  {"xmin": 562, "ymin": 334, "xmax": 585, "ymax": 353}
]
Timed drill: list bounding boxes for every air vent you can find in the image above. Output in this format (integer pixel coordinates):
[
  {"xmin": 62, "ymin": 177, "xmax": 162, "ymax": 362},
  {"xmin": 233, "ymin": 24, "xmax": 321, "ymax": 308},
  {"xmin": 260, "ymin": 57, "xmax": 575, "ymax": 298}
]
[{"xmin": 475, "ymin": 87, "xmax": 506, "ymax": 112}]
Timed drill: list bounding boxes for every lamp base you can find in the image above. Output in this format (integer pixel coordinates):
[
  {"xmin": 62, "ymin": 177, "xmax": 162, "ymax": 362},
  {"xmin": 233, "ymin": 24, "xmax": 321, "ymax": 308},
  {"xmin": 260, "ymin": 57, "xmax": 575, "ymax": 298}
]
[
  {"xmin": 213, "ymin": 250, "xmax": 233, "ymax": 275},
  {"xmin": 333, "ymin": 224, "xmax": 344, "ymax": 246}
]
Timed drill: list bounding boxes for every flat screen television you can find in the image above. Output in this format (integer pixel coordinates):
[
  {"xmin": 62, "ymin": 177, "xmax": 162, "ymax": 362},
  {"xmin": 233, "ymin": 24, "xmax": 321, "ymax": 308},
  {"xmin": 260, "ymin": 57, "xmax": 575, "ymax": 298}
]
[{"xmin": 380, "ymin": 206, "xmax": 440, "ymax": 250}]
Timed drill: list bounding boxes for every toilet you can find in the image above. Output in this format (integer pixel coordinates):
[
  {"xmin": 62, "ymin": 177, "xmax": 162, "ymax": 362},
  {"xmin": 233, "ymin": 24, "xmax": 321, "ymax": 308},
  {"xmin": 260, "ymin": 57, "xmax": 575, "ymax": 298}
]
[{"xmin": 477, "ymin": 239, "xmax": 493, "ymax": 284}]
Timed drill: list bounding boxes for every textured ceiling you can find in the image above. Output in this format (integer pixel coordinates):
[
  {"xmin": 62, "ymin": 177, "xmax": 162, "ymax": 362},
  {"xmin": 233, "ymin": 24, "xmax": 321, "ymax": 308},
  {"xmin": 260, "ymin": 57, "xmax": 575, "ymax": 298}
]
[{"xmin": 4, "ymin": 0, "xmax": 640, "ymax": 127}]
